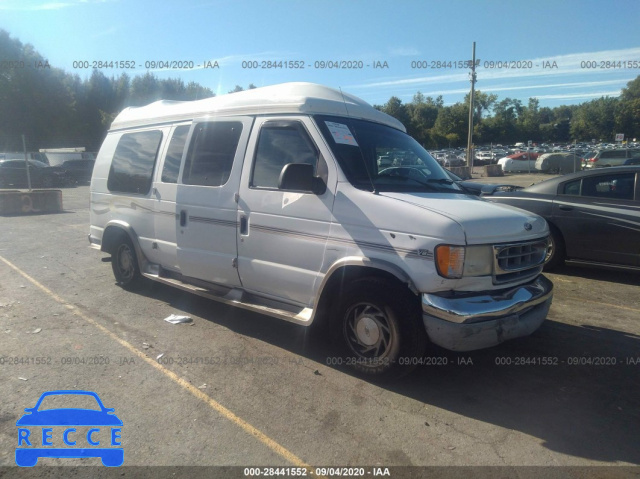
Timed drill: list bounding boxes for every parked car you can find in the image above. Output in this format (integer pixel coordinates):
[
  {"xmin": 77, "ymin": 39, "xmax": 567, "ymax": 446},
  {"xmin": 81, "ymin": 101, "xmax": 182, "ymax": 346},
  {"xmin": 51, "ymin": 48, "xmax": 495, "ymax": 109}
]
[
  {"xmin": 485, "ymin": 166, "xmax": 640, "ymax": 271},
  {"xmin": 0, "ymin": 159, "xmax": 70, "ymax": 188},
  {"xmin": 441, "ymin": 157, "xmax": 465, "ymax": 168},
  {"xmin": 56, "ymin": 158, "xmax": 96, "ymax": 184},
  {"xmin": 40, "ymin": 150, "xmax": 96, "ymax": 184},
  {"xmin": 0, "ymin": 152, "xmax": 48, "ymax": 163},
  {"xmin": 432, "ymin": 152, "xmax": 465, "ymax": 168},
  {"xmin": 438, "ymin": 155, "xmax": 466, "ymax": 168},
  {"xmin": 492, "ymin": 149, "xmax": 508, "ymax": 158},
  {"xmin": 474, "ymin": 151, "xmax": 495, "ymax": 166},
  {"xmin": 497, "ymin": 152, "xmax": 541, "ymax": 173},
  {"xmin": 444, "ymin": 169, "xmax": 523, "ymax": 196},
  {"xmin": 535, "ymin": 153, "xmax": 582, "ymax": 174},
  {"xmin": 90, "ymin": 82, "xmax": 553, "ymax": 378},
  {"xmin": 582, "ymin": 149, "xmax": 640, "ymax": 169}
]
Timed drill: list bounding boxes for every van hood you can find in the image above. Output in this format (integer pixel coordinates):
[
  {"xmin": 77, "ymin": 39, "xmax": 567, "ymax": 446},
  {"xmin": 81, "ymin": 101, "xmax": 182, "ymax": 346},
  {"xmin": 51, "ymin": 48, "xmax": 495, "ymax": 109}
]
[{"xmin": 380, "ymin": 192, "xmax": 548, "ymax": 244}]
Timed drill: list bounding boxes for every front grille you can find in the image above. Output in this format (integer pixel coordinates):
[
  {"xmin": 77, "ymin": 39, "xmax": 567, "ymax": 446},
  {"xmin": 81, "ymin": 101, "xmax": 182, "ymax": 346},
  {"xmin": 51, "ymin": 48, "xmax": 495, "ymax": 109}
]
[{"xmin": 493, "ymin": 239, "xmax": 548, "ymax": 284}]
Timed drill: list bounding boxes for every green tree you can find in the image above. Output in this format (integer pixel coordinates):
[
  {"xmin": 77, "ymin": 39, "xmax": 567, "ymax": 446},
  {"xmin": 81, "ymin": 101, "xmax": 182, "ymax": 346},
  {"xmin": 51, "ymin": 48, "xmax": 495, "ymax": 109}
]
[
  {"xmin": 129, "ymin": 72, "xmax": 162, "ymax": 106},
  {"xmin": 570, "ymin": 97, "xmax": 618, "ymax": 141},
  {"xmin": 228, "ymin": 84, "xmax": 257, "ymax": 93},
  {"xmin": 464, "ymin": 90, "xmax": 498, "ymax": 123},
  {"xmin": 518, "ymin": 98, "xmax": 541, "ymax": 142},
  {"xmin": 380, "ymin": 96, "xmax": 410, "ymax": 126},
  {"xmin": 185, "ymin": 81, "xmax": 213, "ymax": 100},
  {"xmin": 405, "ymin": 91, "xmax": 439, "ymax": 147},
  {"xmin": 433, "ymin": 103, "xmax": 468, "ymax": 147},
  {"xmin": 614, "ymin": 77, "xmax": 640, "ymax": 140},
  {"xmin": 0, "ymin": 29, "xmax": 219, "ymax": 151}
]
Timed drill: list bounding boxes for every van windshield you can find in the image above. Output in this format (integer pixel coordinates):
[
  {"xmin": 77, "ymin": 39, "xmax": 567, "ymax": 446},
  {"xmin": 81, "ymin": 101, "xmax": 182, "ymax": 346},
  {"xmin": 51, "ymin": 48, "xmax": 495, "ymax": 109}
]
[{"xmin": 314, "ymin": 115, "xmax": 460, "ymax": 193}]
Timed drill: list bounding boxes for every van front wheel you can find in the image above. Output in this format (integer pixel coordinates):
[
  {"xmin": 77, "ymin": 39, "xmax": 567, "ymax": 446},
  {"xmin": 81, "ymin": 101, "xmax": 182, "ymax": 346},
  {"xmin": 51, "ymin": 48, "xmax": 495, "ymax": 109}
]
[
  {"xmin": 111, "ymin": 236, "xmax": 143, "ymax": 290},
  {"xmin": 331, "ymin": 278, "xmax": 426, "ymax": 378}
]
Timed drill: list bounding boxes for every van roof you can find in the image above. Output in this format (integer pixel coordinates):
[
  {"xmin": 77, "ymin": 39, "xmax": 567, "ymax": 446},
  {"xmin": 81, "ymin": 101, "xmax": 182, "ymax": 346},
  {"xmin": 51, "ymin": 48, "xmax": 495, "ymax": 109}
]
[{"xmin": 110, "ymin": 82, "xmax": 406, "ymax": 132}]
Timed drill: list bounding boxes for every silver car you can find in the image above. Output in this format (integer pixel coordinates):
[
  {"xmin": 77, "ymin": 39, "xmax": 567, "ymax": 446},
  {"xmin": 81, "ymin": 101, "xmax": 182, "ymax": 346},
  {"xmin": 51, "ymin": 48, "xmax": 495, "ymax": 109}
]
[{"xmin": 583, "ymin": 149, "xmax": 640, "ymax": 169}]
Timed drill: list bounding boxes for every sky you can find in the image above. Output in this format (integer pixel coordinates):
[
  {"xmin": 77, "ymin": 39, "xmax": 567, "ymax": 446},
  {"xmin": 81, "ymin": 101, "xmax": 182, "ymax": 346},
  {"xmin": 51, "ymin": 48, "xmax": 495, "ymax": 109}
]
[{"xmin": 1, "ymin": 0, "xmax": 639, "ymax": 108}]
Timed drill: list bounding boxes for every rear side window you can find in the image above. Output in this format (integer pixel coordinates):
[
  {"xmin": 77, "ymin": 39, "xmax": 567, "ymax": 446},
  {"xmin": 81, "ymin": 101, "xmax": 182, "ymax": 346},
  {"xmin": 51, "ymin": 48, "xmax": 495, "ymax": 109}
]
[
  {"xmin": 582, "ymin": 173, "xmax": 635, "ymax": 200},
  {"xmin": 563, "ymin": 173, "xmax": 636, "ymax": 200},
  {"xmin": 562, "ymin": 179, "xmax": 580, "ymax": 196},
  {"xmin": 161, "ymin": 125, "xmax": 190, "ymax": 183},
  {"xmin": 182, "ymin": 122, "xmax": 243, "ymax": 186},
  {"xmin": 108, "ymin": 130, "xmax": 163, "ymax": 194}
]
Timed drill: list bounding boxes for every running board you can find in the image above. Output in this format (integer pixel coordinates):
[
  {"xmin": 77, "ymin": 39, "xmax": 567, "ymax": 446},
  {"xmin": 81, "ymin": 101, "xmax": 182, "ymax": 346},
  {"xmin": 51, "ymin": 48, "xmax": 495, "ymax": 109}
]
[{"xmin": 141, "ymin": 272, "xmax": 314, "ymax": 325}]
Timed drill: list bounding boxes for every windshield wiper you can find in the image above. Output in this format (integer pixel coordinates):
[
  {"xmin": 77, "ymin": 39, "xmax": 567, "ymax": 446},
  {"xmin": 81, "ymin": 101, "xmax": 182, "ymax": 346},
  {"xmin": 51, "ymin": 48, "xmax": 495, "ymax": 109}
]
[{"xmin": 427, "ymin": 178, "xmax": 454, "ymax": 185}]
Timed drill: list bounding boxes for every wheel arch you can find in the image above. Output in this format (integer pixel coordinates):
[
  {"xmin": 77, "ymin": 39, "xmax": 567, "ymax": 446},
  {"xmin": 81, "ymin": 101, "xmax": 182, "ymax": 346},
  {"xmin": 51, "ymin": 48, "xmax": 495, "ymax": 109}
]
[
  {"xmin": 544, "ymin": 220, "xmax": 567, "ymax": 269},
  {"xmin": 547, "ymin": 220, "xmax": 566, "ymax": 253},
  {"xmin": 313, "ymin": 257, "xmax": 420, "ymax": 326},
  {"xmin": 101, "ymin": 220, "xmax": 147, "ymax": 272}
]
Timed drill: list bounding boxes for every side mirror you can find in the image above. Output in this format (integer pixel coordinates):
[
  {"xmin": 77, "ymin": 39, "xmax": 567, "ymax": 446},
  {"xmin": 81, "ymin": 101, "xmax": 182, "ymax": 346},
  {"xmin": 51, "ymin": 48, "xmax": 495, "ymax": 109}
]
[{"xmin": 278, "ymin": 163, "xmax": 325, "ymax": 195}]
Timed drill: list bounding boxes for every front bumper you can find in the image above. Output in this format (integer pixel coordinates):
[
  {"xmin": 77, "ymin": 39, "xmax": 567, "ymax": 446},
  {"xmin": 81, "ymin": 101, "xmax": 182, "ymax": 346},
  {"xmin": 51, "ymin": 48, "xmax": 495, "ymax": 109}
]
[{"xmin": 422, "ymin": 275, "xmax": 553, "ymax": 351}]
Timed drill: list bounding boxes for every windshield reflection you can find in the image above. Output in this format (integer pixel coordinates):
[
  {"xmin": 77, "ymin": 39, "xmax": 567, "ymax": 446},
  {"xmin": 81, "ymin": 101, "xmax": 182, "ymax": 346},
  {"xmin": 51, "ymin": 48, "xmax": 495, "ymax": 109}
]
[{"xmin": 314, "ymin": 114, "xmax": 460, "ymax": 193}]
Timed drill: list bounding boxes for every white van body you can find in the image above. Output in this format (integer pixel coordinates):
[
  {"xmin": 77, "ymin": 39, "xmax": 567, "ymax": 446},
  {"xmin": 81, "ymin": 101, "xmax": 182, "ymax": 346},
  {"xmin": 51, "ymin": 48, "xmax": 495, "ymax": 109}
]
[{"xmin": 90, "ymin": 83, "xmax": 553, "ymax": 377}]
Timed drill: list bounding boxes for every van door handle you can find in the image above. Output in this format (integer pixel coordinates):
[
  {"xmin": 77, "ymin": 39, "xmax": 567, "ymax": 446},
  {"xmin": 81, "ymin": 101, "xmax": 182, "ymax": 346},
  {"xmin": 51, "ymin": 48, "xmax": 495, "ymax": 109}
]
[
  {"xmin": 240, "ymin": 215, "xmax": 248, "ymax": 235},
  {"xmin": 179, "ymin": 210, "xmax": 187, "ymax": 226},
  {"xmin": 558, "ymin": 205, "xmax": 573, "ymax": 211}
]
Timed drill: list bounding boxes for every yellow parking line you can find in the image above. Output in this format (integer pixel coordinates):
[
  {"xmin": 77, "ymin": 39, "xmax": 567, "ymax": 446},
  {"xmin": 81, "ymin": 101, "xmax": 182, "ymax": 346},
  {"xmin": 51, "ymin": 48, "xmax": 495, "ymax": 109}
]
[{"xmin": 0, "ymin": 255, "xmax": 312, "ymax": 469}]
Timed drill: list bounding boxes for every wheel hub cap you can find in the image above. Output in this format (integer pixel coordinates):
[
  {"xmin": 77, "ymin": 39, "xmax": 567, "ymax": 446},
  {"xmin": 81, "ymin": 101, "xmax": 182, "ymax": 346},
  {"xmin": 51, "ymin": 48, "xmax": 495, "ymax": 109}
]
[
  {"xmin": 119, "ymin": 246, "xmax": 133, "ymax": 278},
  {"xmin": 355, "ymin": 316, "xmax": 380, "ymax": 346}
]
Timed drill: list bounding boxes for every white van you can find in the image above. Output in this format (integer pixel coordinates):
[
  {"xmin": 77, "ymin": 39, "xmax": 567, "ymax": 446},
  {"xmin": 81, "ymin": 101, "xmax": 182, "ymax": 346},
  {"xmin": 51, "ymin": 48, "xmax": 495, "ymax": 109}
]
[{"xmin": 89, "ymin": 83, "xmax": 553, "ymax": 377}]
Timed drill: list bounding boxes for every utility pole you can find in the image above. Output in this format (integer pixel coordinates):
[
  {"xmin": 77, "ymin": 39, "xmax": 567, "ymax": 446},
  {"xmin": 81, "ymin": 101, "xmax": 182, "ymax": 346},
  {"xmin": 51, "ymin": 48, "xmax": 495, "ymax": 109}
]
[
  {"xmin": 466, "ymin": 42, "xmax": 477, "ymax": 171},
  {"xmin": 22, "ymin": 134, "xmax": 32, "ymax": 191}
]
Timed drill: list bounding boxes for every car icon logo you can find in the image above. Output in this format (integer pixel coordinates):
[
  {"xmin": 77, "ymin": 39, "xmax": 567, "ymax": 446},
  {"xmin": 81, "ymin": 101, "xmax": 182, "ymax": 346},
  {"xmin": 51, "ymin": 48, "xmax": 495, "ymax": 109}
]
[{"xmin": 16, "ymin": 390, "xmax": 123, "ymax": 467}]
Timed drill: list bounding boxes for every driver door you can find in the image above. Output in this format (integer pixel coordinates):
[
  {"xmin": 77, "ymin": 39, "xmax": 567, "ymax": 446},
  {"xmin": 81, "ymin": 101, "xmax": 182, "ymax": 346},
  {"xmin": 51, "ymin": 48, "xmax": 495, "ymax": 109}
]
[{"xmin": 236, "ymin": 117, "xmax": 335, "ymax": 306}]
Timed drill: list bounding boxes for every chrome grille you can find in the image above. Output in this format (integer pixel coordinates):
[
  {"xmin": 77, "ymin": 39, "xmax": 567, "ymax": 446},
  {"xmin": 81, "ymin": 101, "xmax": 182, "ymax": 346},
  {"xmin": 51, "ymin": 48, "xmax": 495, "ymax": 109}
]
[{"xmin": 493, "ymin": 239, "xmax": 548, "ymax": 284}]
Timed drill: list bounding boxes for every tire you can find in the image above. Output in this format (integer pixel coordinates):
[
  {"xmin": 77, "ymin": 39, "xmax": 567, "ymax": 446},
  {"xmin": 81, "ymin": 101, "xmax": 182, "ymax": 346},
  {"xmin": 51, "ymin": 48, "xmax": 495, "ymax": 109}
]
[
  {"xmin": 111, "ymin": 235, "xmax": 144, "ymax": 290},
  {"xmin": 330, "ymin": 277, "xmax": 426, "ymax": 379},
  {"xmin": 544, "ymin": 224, "xmax": 565, "ymax": 271}
]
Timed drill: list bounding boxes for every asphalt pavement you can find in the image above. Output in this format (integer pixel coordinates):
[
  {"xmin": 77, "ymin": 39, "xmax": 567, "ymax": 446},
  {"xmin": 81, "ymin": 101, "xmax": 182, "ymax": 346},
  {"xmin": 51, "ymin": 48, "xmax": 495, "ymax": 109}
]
[{"xmin": 0, "ymin": 183, "xmax": 639, "ymax": 478}]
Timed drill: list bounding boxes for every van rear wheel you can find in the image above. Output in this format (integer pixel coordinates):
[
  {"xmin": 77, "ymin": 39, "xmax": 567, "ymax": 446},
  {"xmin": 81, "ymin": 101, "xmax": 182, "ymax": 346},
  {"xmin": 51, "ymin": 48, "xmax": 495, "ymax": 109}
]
[
  {"xmin": 111, "ymin": 236, "xmax": 144, "ymax": 290},
  {"xmin": 330, "ymin": 278, "xmax": 426, "ymax": 379}
]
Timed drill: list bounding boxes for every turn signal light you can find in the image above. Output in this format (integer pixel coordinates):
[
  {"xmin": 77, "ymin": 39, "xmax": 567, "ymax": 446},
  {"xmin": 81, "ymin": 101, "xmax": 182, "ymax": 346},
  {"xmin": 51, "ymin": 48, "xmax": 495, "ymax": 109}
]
[{"xmin": 435, "ymin": 245, "xmax": 465, "ymax": 279}]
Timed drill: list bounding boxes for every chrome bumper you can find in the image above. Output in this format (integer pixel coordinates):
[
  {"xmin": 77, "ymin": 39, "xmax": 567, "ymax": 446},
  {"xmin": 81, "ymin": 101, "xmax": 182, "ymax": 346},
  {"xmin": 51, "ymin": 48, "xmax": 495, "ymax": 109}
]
[{"xmin": 422, "ymin": 275, "xmax": 553, "ymax": 351}]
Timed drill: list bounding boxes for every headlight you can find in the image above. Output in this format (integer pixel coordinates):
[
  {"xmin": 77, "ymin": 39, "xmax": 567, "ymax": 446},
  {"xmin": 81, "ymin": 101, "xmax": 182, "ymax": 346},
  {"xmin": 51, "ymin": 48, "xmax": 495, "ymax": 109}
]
[
  {"xmin": 464, "ymin": 245, "xmax": 494, "ymax": 276},
  {"xmin": 435, "ymin": 245, "xmax": 493, "ymax": 279}
]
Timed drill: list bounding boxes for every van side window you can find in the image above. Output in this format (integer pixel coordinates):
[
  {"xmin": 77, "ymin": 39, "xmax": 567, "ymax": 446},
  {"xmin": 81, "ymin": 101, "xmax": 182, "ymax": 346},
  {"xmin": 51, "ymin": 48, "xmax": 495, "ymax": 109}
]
[
  {"xmin": 251, "ymin": 122, "xmax": 319, "ymax": 189},
  {"xmin": 161, "ymin": 125, "xmax": 190, "ymax": 183},
  {"xmin": 182, "ymin": 122, "xmax": 242, "ymax": 187},
  {"xmin": 107, "ymin": 130, "xmax": 163, "ymax": 195}
]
